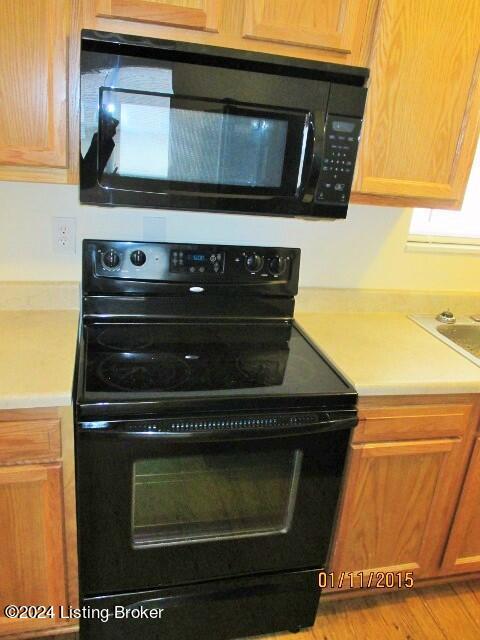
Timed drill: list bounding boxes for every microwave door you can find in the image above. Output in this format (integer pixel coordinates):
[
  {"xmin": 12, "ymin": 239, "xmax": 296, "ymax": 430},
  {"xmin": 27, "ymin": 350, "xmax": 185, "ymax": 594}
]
[{"xmin": 95, "ymin": 88, "xmax": 307, "ymax": 200}]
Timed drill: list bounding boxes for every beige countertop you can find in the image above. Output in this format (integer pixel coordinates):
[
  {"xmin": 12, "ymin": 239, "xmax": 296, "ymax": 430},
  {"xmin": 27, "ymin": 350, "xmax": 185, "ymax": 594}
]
[
  {"xmin": 295, "ymin": 312, "xmax": 480, "ymax": 396},
  {"xmin": 0, "ymin": 310, "xmax": 79, "ymax": 410}
]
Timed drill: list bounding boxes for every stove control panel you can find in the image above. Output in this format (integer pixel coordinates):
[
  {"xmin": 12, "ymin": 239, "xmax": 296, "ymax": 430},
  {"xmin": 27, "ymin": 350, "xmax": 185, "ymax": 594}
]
[{"xmin": 91, "ymin": 241, "xmax": 300, "ymax": 287}]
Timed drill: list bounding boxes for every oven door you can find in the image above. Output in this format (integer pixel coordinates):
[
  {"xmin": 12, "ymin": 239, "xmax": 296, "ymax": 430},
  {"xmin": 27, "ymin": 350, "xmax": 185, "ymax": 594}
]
[
  {"xmin": 76, "ymin": 413, "xmax": 354, "ymax": 596},
  {"xmin": 93, "ymin": 89, "xmax": 309, "ymax": 200}
]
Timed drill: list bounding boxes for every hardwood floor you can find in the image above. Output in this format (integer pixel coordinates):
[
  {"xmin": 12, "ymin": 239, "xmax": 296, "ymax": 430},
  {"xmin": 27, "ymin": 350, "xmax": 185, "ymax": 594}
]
[
  {"xmin": 268, "ymin": 580, "xmax": 480, "ymax": 640},
  {"xmin": 40, "ymin": 580, "xmax": 480, "ymax": 640}
]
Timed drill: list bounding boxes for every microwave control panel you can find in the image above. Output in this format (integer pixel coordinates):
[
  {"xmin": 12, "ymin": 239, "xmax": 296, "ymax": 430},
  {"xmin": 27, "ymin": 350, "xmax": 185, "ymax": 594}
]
[{"xmin": 316, "ymin": 115, "xmax": 362, "ymax": 205}]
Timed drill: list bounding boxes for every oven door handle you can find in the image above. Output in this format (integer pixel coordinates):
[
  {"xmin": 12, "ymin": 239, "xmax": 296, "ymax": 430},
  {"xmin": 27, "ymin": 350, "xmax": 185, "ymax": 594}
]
[{"xmin": 78, "ymin": 413, "xmax": 358, "ymax": 442}]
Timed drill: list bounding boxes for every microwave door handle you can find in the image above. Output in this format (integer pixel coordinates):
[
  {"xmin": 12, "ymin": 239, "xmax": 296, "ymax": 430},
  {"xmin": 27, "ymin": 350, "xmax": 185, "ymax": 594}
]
[{"xmin": 299, "ymin": 110, "xmax": 325, "ymax": 203}]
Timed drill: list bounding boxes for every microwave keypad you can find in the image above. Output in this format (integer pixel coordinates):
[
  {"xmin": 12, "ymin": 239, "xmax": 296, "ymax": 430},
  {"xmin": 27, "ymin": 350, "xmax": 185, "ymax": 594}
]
[{"xmin": 316, "ymin": 116, "xmax": 361, "ymax": 205}]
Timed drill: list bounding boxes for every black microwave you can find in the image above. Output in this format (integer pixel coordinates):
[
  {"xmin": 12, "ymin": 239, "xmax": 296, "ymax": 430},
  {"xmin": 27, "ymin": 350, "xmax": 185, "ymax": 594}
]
[{"xmin": 80, "ymin": 30, "xmax": 368, "ymax": 219}]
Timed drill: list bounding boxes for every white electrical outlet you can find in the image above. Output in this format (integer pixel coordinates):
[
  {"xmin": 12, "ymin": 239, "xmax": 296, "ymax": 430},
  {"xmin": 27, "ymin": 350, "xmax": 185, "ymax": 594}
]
[{"xmin": 53, "ymin": 217, "xmax": 76, "ymax": 254}]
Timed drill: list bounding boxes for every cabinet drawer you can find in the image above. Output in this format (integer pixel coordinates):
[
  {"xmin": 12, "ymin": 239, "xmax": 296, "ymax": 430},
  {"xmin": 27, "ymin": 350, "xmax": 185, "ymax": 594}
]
[
  {"xmin": 0, "ymin": 420, "xmax": 61, "ymax": 464},
  {"xmin": 354, "ymin": 404, "xmax": 473, "ymax": 443}
]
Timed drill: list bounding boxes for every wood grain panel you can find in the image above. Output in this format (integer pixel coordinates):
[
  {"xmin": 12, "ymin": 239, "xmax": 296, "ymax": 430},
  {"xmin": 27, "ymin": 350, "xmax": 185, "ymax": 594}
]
[
  {"xmin": 81, "ymin": 0, "xmax": 375, "ymax": 66},
  {"xmin": 96, "ymin": 0, "xmax": 220, "ymax": 31},
  {"xmin": 0, "ymin": 464, "xmax": 68, "ymax": 636},
  {"xmin": 0, "ymin": 409, "xmax": 59, "ymax": 423},
  {"xmin": 442, "ymin": 437, "xmax": 480, "ymax": 574},
  {"xmin": 58, "ymin": 407, "xmax": 79, "ymax": 610},
  {"xmin": 0, "ymin": 0, "xmax": 68, "ymax": 168},
  {"xmin": 354, "ymin": 0, "xmax": 480, "ymax": 205},
  {"xmin": 329, "ymin": 437, "xmax": 464, "ymax": 586},
  {"xmin": 243, "ymin": 0, "xmax": 373, "ymax": 54},
  {"xmin": 354, "ymin": 403, "xmax": 473, "ymax": 443},
  {"xmin": 0, "ymin": 420, "xmax": 61, "ymax": 465}
]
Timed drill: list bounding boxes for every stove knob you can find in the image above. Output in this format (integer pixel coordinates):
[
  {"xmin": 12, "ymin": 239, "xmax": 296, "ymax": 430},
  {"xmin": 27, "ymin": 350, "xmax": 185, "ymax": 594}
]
[
  {"xmin": 130, "ymin": 250, "xmax": 146, "ymax": 267},
  {"xmin": 268, "ymin": 255, "xmax": 287, "ymax": 276},
  {"xmin": 245, "ymin": 253, "xmax": 264, "ymax": 273},
  {"xmin": 102, "ymin": 249, "xmax": 120, "ymax": 269}
]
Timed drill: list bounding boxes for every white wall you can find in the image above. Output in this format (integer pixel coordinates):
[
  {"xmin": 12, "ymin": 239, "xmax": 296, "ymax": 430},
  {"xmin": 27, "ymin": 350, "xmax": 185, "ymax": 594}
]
[{"xmin": 0, "ymin": 181, "xmax": 478, "ymax": 291}]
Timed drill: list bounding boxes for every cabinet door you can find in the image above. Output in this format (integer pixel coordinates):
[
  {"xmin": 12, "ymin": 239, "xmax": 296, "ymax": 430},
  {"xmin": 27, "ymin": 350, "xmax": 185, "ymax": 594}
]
[
  {"xmin": 243, "ymin": 0, "xmax": 375, "ymax": 62},
  {"xmin": 442, "ymin": 437, "xmax": 480, "ymax": 574},
  {"xmin": 0, "ymin": 0, "xmax": 68, "ymax": 181},
  {"xmin": 0, "ymin": 464, "xmax": 68, "ymax": 636},
  {"xmin": 329, "ymin": 437, "xmax": 463, "ymax": 586},
  {"xmin": 353, "ymin": 0, "xmax": 480, "ymax": 207},
  {"xmin": 96, "ymin": 0, "xmax": 220, "ymax": 31}
]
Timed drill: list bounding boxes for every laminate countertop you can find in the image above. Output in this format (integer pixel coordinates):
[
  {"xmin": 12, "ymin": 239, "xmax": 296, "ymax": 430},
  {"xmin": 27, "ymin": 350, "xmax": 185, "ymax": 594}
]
[
  {"xmin": 0, "ymin": 310, "xmax": 79, "ymax": 410},
  {"xmin": 295, "ymin": 312, "xmax": 480, "ymax": 396}
]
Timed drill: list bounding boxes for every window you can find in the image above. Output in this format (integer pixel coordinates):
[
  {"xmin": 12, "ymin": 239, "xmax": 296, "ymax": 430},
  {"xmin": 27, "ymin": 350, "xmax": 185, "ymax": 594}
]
[{"xmin": 408, "ymin": 139, "xmax": 480, "ymax": 252}]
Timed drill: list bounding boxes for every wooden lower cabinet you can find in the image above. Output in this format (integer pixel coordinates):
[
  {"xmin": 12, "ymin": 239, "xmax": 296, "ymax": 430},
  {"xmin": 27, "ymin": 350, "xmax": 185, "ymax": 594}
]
[
  {"xmin": 328, "ymin": 397, "xmax": 479, "ymax": 592},
  {"xmin": 0, "ymin": 408, "xmax": 76, "ymax": 639},
  {"xmin": 330, "ymin": 437, "xmax": 463, "ymax": 582},
  {"xmin": 0, "ymin": 464, "xmax": 68, "ymax": 636},
  {"xmin": 441, "ymin": 436, "xmax": 480, "ymax": 575}
]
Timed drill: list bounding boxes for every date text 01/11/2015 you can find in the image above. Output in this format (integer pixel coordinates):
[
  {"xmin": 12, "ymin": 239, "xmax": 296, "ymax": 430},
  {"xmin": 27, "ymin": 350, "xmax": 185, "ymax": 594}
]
[{"xmin": 319, "ymin": 571, "xmax": 415, "ymax": 590}]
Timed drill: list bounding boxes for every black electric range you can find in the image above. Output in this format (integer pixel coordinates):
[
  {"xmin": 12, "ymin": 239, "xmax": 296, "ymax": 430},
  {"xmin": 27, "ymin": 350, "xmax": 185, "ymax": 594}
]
[{"xmin": 73, "ymin": 240, "xmax": 357, "ymax": 640}]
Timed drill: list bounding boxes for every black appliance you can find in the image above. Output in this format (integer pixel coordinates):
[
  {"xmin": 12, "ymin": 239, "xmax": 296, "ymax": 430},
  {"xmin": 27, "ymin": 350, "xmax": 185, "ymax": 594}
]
[
  {"xmin": 80, "ymin": 30, "xmax": 368, "ymax": 219},
  {"xmin": 74, "ymin": 240, "xmax": 358, "ymax": 640}
]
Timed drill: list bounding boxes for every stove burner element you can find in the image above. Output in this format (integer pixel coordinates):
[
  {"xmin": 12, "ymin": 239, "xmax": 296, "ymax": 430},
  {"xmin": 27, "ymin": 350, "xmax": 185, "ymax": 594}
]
[
  {"xmin": 95, "ymin": 326, "xmax": 155, "ymax": 351},
  {"xmin": 236, "ymin": 353, "xmax": 286, "ymax": 386},
  {"xmin": 97, "ymin": 353, "xmax": 190, "ymax": 392}
]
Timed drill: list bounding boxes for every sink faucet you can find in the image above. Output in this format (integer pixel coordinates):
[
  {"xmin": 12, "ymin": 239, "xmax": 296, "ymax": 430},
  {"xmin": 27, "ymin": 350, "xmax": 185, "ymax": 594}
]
[{"xmin": 436, "ymin": 310, "xmax": 456, "ymax": 324}]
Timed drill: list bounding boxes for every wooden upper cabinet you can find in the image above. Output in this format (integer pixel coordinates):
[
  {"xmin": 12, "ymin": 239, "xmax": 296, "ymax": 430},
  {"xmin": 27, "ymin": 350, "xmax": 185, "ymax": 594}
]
[
  {"xmin": 0, "ymin": 464, "xmax": 68, "ymax": 636},
  {"xmin": 84, "ymin": 0, "xmax": 378, "ymax": 65},
  {"xmin": 354, "ymin": 0, "xmax": 480, "ymax": 207},
  {"xmin": 0, "ymin": 0, "xmax": 69, "ymax": 178},
  {"xmin": 242, "ymin": 0, "xmax": 374, "ymax": 61},
  {"xmin": 441, "ymin": 436, "xmax": 480, "ymax": 575},
  {"xmin": 95, "ymin": 0, "xmax": 221, "ymax": 31}
]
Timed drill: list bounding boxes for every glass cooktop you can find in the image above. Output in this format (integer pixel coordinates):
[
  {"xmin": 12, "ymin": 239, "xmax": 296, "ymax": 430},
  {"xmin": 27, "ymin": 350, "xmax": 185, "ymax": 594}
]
[{"xmin": 82, "ymin": 322, "xmax": 350, "ymax": 402}]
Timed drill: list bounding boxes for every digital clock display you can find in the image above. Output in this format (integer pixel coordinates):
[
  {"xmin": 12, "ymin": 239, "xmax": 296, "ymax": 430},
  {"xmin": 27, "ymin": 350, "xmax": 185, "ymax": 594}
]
[
  {"xmin": 332, "ymin": 120, "xmax": 355, "ymax": 133},
  {"xmin": 170, "ymin": 249, "xmax": 224, "ymax": 274}
]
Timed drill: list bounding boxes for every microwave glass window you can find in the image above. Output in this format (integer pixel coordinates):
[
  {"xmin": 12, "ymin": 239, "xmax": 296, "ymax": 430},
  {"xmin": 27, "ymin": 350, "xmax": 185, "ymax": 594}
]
[
  {"xmin": 131, "ymin": 449, "xmax": 302, "ymax": 547},
  {"xmin": 99, "ymin": 90, "xmax": 289, "ymax": 189}
]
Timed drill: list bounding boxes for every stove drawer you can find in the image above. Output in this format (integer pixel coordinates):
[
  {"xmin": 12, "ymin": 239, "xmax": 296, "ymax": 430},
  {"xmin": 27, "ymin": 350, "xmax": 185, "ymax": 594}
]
[
  {"xmin": 0, "ymin": 416, "xmax": 61, "ymax": 464},
  {"xmin": 355, "ymin": 402, "xmax": 472, "ymax": 442},
  {"xmin": 81, "ymin": 569, "xmax": 319, "ymax": 640}
]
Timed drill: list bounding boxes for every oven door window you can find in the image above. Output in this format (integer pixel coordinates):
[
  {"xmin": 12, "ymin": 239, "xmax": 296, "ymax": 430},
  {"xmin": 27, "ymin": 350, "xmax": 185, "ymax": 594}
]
[
  {"xmin": 132, "ymin": 449, "xmax": 302, "ymax": 547},
  {"xmin": 98, "ymin": 88, "xmax": 308, "ymax": 197}
]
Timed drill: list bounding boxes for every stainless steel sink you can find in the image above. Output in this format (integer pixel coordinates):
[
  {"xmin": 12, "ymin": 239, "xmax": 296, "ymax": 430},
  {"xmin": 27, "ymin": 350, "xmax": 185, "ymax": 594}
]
[
  {"xmin": 437, "ymin": 325, "xmax": 480, "ymax": 359},
  {"xmin": 410, "ymin": 315, "xmax": 480, "ymax": 367}
]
